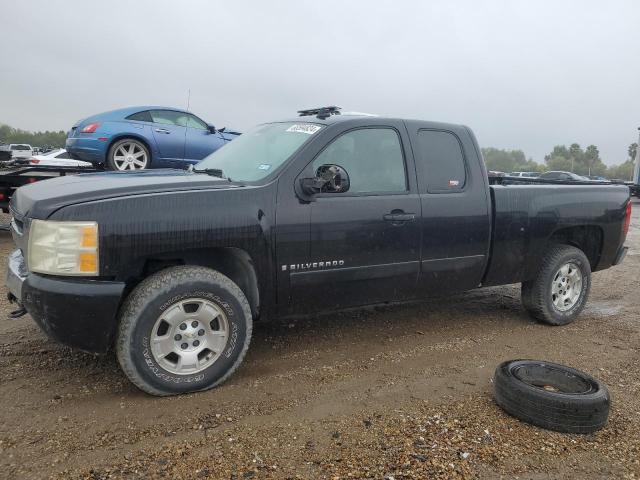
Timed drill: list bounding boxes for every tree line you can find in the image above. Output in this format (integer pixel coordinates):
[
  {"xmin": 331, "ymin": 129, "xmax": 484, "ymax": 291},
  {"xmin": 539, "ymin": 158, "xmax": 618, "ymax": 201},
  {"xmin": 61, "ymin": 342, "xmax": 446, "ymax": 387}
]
[
  {"xmin": 483, "ymin": 142, "xmax": 637, "ymax": 180},
  {"xmin": 0, "ymin": 124, "xmax": 67, "ymax": 149}
]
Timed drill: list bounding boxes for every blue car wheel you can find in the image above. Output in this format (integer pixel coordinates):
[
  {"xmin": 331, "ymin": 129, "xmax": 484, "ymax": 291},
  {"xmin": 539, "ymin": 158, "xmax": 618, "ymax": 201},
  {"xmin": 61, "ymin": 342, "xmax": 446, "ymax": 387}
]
[{"xmin": 107, "ymin": 138, "xmax": 150, "ymax": 171}]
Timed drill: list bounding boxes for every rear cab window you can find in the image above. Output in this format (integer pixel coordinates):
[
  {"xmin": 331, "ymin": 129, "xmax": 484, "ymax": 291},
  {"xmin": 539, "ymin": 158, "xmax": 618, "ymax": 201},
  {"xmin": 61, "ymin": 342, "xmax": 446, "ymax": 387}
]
[{"xmin": 414, "ymin": 130, "xmax": 467, "ymax": 193}]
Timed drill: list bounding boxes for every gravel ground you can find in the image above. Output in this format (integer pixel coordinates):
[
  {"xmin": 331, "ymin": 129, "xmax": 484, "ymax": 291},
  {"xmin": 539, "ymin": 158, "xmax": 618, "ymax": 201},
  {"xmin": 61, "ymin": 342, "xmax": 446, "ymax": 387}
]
[{"xmin": 0, "ymin": 201, "xmax": 639, "ymax": 480}]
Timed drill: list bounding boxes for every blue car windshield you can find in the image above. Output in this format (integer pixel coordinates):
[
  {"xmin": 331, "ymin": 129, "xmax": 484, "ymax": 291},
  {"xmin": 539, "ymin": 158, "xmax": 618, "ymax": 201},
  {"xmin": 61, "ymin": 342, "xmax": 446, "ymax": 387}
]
[{"xmin": 197, "ymin": 122, "xmax": 323, "ymax": 182}]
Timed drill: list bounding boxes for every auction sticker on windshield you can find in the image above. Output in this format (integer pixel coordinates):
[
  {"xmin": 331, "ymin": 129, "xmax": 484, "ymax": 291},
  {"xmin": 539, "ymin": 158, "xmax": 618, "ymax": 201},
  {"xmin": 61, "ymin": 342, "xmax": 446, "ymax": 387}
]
[{"xmin": 286, "ymin": 124, "xmax": 322, "ymax": 135}]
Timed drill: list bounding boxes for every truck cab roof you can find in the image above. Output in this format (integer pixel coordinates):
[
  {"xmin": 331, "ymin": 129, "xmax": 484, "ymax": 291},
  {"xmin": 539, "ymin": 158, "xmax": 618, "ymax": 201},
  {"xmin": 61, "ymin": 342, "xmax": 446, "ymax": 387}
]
[{"xmin": 283, "ymin": 106, "xmax": 465, "ymax": 131}]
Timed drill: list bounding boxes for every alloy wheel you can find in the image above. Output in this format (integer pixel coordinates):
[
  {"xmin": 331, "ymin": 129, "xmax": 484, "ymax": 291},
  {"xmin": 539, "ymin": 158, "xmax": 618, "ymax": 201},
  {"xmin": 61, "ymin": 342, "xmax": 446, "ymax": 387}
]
[
  {"xmin": 150, "ymin": 298, "xmax": 229, "ymax": 375},
  {"xmin": 550, "ymin": 262, "xmax": 583, "ymax": 311},
  {"xmin": 112, "ymin": 141, "xmax": 148, "ymax": 170}
]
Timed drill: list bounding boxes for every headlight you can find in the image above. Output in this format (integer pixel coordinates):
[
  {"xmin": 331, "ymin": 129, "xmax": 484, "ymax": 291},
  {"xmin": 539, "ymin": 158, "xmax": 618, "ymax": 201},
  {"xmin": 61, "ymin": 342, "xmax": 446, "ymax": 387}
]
[{"xmin": 28, "ymin": 220, "xmax": 99, "ymax": 276}]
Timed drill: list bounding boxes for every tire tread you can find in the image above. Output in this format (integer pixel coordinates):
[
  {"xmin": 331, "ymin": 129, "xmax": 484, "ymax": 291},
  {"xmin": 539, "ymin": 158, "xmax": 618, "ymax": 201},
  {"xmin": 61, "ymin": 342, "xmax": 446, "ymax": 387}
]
[
  {"xmin": 521, "ymin": 244, "xmax": 590, "ymax": 325},
  {"xmin": 116, "ymin": 266, "xmax": 252, "ymax": 396},
  {"xmin": 493, "ymin": 360, "xmax": 610, "ymax": 434}
]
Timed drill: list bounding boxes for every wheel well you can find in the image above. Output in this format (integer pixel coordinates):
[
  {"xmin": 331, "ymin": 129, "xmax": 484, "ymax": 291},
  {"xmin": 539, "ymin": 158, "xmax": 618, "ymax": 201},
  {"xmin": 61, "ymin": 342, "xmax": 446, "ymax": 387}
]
[
  {"xmin": 140, "ymin": 248, "xmax": 260, "ymax": 319},
  {"xmin": 548, "ymin": 225, "xmax": 603, "ymax": 270},
  {"xmin": 107, "ymin": 135, "xmax": 153, "ymax": 164}
]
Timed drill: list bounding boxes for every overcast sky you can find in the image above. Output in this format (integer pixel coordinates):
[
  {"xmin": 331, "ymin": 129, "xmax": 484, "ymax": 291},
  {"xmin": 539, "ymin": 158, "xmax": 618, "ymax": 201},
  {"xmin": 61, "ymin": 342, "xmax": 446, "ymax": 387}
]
[{"xmin": 1, "ymin": 0, "xmax": 639, "ymax": 164}]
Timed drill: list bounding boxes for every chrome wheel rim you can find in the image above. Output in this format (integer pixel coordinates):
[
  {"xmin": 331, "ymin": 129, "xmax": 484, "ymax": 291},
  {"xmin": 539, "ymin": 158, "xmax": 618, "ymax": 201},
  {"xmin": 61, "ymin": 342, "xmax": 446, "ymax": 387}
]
[
  {"xmin": 113, "ymin": 142, "xmax": 148, "ymax": 170},
  {"xmin": 150, "ymin": 298, "xmax": 229, "ymax": 375},
  {"xmin": 551, "ymin": 262, "xmax": 583, "ymax": 311}
]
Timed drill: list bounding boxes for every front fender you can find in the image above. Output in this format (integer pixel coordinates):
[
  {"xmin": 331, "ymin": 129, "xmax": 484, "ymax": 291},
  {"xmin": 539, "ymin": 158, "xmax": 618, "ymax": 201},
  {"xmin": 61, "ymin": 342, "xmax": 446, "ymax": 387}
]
[{"xmin": 50, "ymin": 183, "xmax": 278, "ymax": 313}]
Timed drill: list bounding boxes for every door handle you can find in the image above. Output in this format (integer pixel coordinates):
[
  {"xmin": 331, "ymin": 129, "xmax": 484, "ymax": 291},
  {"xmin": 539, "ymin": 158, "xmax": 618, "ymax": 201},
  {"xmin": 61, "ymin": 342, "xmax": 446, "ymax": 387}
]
[
  {"xmin": 383, "ymin": 212, "xmax": 416, "ymax": 223},
  {"xmin": 154, "ymin": 128, "xmax": 170, "ymax": 134}
]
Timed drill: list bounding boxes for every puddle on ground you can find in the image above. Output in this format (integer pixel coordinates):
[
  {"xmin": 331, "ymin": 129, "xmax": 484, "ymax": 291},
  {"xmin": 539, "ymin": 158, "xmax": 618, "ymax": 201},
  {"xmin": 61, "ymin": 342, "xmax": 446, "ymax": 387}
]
[{"xmin": 585, "ymin": 302, "xmax": 622, "ymax": 317}]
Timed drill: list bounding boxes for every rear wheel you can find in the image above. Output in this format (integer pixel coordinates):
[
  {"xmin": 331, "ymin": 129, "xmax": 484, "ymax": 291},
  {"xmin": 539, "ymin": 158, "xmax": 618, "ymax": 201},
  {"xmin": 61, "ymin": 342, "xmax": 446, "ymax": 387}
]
[
  {"xmin": 116, "ymin": 266, "xmax": 252, "ymax": 396},
  {"xmin": 521, "ymin": 245, "xmax": 591, "ymax": 325},
  {"xmin": 107, "ymin": 138, "xmax": 150, "ymax": 170}
]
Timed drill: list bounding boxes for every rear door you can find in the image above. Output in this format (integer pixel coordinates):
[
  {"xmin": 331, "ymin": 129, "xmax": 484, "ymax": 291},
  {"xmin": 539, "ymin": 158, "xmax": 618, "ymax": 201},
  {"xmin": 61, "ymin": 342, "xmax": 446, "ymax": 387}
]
[
  {"xmin": 149, "ymin": 110, "xmax": 187, "ymax": 165},
  {"xmin": 289, "ymin": 122, "xmax": 422, "ymax": 310},
  {"xmin": 405, "ymin": 123, "xmax": 491, "ymax": 294},
  {"xmin": 182, "ymin": 113, "xmax": 225, "ymax": 164}
]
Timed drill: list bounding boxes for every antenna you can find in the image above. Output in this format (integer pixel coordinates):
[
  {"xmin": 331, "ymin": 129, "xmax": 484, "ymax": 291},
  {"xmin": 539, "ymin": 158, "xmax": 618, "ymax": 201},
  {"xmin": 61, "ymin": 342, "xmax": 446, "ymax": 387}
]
[{"xmin": 186, "ymin": 89, "xmax": 191, "ymax": 111}]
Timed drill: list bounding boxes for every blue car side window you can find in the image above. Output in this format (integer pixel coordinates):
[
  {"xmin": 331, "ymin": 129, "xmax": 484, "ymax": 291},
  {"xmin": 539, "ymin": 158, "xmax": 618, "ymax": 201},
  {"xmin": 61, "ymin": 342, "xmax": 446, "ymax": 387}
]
[
  {"xmin": 185, "ymin": 115, "xmax": 208, "ymax": 130},
  {"xmin": 150, "ymin": 110, "xmax": 188, "ymax": 127},
  {"xmin": 126, "ymin": 111, "xmax": 152, "ymax": 122}
]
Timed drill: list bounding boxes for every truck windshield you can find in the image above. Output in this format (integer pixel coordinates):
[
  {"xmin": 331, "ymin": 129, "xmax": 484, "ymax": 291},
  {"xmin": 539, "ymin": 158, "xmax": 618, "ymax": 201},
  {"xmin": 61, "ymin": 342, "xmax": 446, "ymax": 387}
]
[{"xmin": 196, "ymin": 122, "xmax": 324, "ymax": 182}]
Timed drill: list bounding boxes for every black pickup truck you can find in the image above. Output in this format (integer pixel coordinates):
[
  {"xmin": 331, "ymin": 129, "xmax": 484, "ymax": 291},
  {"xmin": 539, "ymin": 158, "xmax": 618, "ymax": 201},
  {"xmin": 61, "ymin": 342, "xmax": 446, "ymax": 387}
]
[{"xmin": 6, "ymin": 107, "xmax": 631, "ymax": 396}]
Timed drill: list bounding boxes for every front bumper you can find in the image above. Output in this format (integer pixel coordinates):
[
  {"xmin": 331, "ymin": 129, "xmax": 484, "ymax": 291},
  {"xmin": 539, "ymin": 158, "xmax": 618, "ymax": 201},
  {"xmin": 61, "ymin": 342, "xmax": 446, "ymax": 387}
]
[{"xmin": 6, "ymin": 249, "xmax": 126, "ymax": 353}]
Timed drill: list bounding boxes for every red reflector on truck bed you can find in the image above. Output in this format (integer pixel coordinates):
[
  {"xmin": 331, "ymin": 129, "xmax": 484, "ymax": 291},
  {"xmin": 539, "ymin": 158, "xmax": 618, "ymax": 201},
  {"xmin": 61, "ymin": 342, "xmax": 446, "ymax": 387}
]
[{"xmin": 623, "ymin": 202, "xmax": 632, "ymax": 237}]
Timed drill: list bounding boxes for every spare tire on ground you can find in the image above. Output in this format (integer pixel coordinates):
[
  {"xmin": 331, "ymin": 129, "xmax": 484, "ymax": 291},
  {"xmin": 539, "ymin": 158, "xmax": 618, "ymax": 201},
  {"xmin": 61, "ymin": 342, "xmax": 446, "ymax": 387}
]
[{"xmin": 493, "ymin": 359, "xmax": 610, "ymax": 434}]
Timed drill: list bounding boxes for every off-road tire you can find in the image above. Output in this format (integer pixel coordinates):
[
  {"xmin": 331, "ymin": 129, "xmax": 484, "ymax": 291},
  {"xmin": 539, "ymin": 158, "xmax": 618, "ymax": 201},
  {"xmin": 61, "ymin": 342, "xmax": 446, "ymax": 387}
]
[
  {"xmin": 493, "ymin": 359, "xmax": 610, "ymax": 433},
  {"xmin": 521, "ymin": 244, "xmax": 591, "ymax": 325},
  {"xmin": 116, "ymin": 266, "xmax": 252, "ymax": 396}
]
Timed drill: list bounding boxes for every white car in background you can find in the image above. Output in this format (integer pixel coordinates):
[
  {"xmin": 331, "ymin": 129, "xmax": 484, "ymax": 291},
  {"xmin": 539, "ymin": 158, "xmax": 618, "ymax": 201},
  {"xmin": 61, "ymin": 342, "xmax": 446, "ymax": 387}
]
[
  {"xmin": 9, "ymin": 144, "xmax": 33, "ymax": 160},
  {"xmin": 24, "ymin": 149, "xmax": 92, "ymax": 168}
]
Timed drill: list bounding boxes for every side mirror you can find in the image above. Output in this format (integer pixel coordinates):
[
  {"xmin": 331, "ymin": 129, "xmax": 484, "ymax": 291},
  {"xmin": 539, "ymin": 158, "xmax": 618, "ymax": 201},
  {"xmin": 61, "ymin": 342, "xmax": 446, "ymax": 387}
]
[
  {"xmin": 300, "ymin": 164, "xmax": 350, "ymax": 195},
  {"xmin": 207, "ymin": 124, "xmax": 216, "ymax": 134}
]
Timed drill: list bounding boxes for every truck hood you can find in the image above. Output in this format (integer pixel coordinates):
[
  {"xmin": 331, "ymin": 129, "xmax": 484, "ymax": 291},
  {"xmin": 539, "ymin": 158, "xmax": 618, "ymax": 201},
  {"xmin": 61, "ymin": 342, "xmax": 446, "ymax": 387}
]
[{"xmin": 11, "ymin": 169, "xmax": 239, "ymax": 219}]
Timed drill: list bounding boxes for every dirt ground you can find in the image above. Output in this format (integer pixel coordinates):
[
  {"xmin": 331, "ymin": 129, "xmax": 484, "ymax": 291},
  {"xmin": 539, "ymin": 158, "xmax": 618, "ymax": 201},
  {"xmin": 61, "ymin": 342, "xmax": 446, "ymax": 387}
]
[{"xmin": 1, "ymin": 201, "xmax": 639, "ymax": 480}]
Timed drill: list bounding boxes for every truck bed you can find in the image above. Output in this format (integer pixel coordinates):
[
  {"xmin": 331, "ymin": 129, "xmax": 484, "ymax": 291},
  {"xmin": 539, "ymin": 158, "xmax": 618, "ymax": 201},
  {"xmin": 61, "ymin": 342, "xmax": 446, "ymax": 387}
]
[{"xmin": 483, "ymin": 183, "xmax": 630, "ymax": 287}]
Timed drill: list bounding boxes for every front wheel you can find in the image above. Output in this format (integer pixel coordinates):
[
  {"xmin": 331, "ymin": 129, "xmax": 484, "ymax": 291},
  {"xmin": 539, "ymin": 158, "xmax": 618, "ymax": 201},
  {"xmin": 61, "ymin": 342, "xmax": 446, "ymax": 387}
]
[
  {"xmin": 521, "ymin": 245, "xmax": 591, "ymax": 325},
  {"xmin": 116, "ymin": 266, "xmax": 252, "ymax": 396},
  {"xmin": 107, "ymin": 138, "xmax": 150, "ymax": 170}
]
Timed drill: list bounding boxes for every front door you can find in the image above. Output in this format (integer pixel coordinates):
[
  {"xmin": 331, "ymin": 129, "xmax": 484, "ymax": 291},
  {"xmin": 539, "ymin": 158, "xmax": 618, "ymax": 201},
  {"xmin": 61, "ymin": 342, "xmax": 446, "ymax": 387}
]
[
  {"xmin": 288, "ymin": 124, "xmax": 421, "ymax": 311},
  {"xmin": 150, "ymin": 110, "xmax": 187, "ymax": 166},
  {"xmin": 183, "ymin": 113, "xmax": 226, "ymax": 164}
]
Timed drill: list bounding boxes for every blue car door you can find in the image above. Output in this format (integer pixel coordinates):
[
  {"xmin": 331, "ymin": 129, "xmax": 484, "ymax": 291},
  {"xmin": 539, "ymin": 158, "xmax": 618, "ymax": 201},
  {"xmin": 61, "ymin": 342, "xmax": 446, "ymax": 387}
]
[
  {"xmin": 149, "ymin": 110, "xmax": 187, "ymax": 167},
  {"xmin": 182, "ymin": 113, "xmax": 226, "ymax": 165}
]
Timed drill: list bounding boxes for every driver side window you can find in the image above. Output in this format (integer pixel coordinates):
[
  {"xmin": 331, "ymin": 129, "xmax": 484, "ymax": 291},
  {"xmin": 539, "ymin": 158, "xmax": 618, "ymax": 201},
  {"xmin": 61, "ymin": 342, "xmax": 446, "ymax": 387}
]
[
  {"xmin": 312, "ymin": 128, "xmax": 407, "ymax": 193},
  {"xmin": 185, "ymin": 114, "xmax": 208, "ymax": 130}
]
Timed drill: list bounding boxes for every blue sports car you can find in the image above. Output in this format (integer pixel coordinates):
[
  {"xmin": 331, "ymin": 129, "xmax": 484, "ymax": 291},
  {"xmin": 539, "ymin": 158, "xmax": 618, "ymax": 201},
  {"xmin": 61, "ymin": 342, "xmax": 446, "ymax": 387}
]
[{"xmin": 66, "ymin": 106, "xmax": 239, "ymax": 170}]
